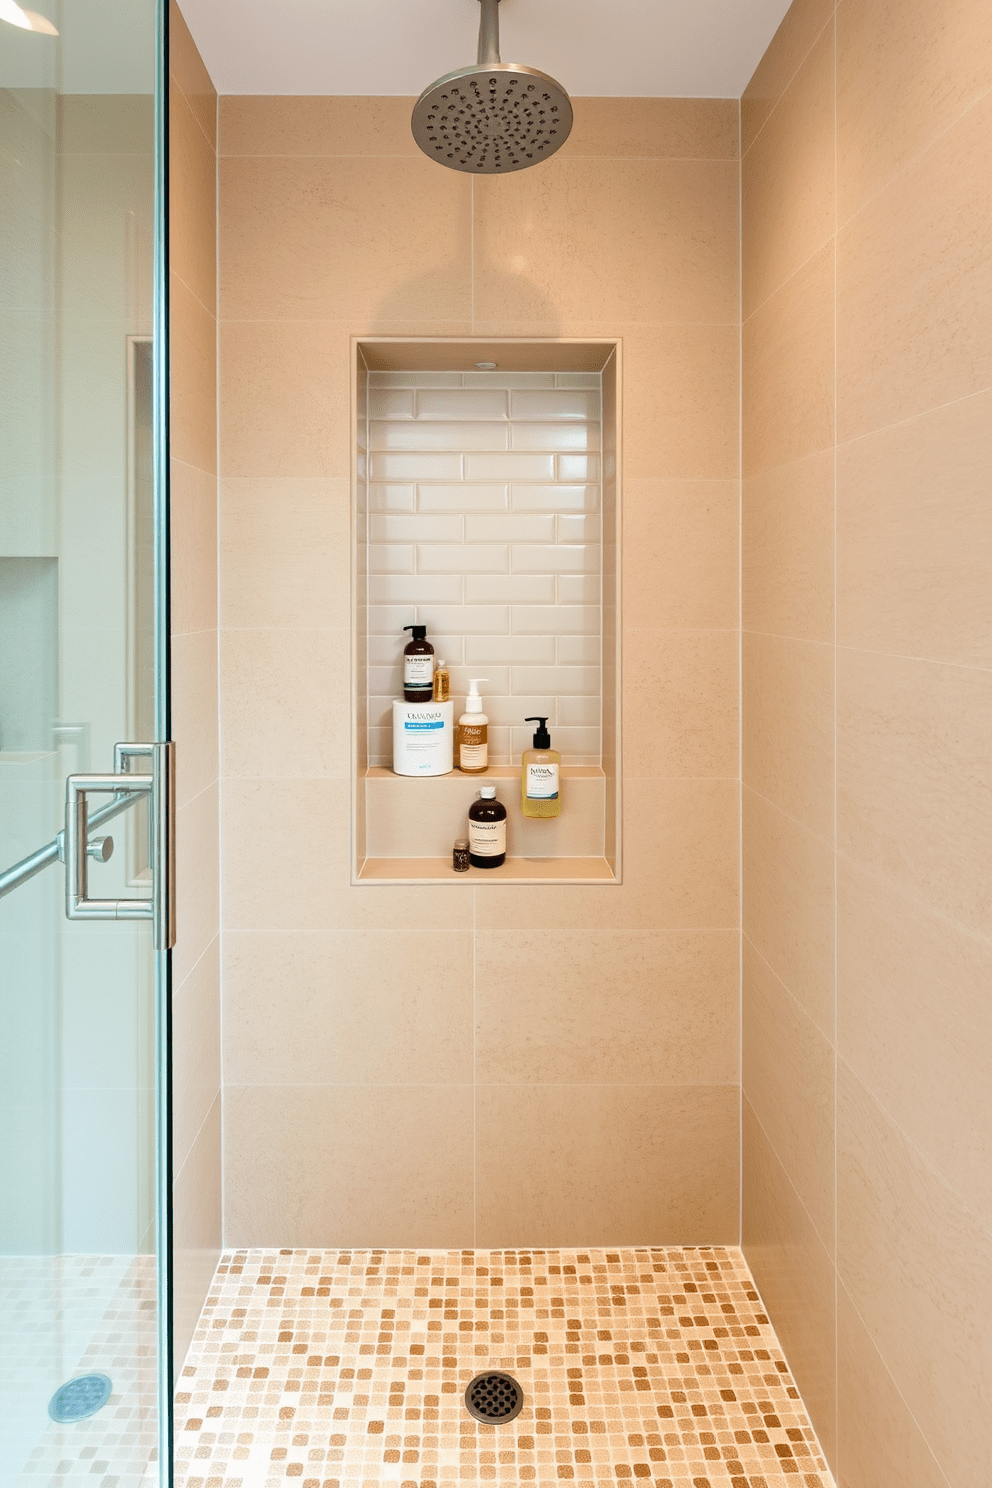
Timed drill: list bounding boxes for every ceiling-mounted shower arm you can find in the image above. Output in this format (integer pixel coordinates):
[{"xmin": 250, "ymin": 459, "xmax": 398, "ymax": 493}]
[{"xmin": 477, "ymin": 0, "xmax": 501, "ymax": 66}]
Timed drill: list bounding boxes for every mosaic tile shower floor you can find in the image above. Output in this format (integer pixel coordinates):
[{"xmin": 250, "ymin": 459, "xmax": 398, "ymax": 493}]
[
  {"xmin": 2, "ymin": 1254, "xmax": 158, "ymax": 1487},
  {"xmin": 176, "ymin": 1247, "xmax": 833, "ymax": 1488}
]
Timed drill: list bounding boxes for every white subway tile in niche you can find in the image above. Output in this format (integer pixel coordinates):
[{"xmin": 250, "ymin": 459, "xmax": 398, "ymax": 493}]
[
  {"xmin": 415, "ymin": 388, "xmax": 508, "ymax": 420},
  {"xmin": 370, "ymin": 419, "xmax": 510, "ymax": 452},
  {"xmin": 363, "ymin": 371, "xmax": 604, "ymax": 768},
  {"xmin": 510, "ymin": 420, "xmax": 599, "ymax": 452},
  {"xmin": 418, "ymin": 482, "xmax": 508, "ymax": 511},
  {"xmin": 511, "ymin": 482, "xmax": 597, "ymax": 511},
  {"xmin": 465, "ymin": 451, "xmax": 558, "ymax": 482},
  {"xmin": 511, "ymin": 388, "xmax": 600, "ymax": 419},
  {"xmin": 465, "ymin": 574, "xmax": 557, "ymax": 604}
]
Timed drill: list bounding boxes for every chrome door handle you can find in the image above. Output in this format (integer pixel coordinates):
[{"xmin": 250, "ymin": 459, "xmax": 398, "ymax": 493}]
[{"xmin": 65, "ymin": 741, "xmax": 175, "ymax": 949}]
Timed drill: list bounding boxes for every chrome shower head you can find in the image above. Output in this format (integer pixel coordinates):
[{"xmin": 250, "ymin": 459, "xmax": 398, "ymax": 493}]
[{"xmin": 411, "ymin": 0, "xmax": 573, "ymax": 175}]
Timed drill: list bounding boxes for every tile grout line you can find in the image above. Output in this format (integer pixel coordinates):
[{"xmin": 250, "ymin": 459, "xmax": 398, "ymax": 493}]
[
  {"xmin": 214, "ymin": 80, "xmax": 228, "ymax": 1255},
  {"xmin": 830, "ymin": 7, "xmax": 840, "ymax": 1463},
  {"xmin": 736, "ymin": 87, "xmax": 745, "ymax": 1254},
  {"xmin": 472, "ymin": 880, "xmax": 478, "ymax": 1249}
]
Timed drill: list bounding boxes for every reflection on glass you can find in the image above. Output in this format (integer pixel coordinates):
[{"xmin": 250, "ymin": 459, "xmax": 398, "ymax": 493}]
[{"xmin": 0, "ymin": 1, "xmax": 165, "ymax": 1482}]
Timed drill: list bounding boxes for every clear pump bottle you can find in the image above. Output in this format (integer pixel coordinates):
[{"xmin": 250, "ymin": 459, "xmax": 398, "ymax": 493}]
[{"xmin": 521, "ymin": 715, "xmax": 561, "ymax": 817}]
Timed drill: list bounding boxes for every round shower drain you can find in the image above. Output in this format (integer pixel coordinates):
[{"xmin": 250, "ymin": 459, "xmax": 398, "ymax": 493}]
[
  {"xmin": 465, "ymin": 1371, "xmax": 524, "ymax": 1423},
  {"xmin": 48, "ymin": 1373, "xmax": 113, "ymax": 1423}
]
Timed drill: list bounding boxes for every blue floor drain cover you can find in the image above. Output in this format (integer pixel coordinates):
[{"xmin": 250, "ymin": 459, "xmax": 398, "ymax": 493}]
[{"xmin": 48, "ymin": 1373, "xmax": 113, "ymax": 1422}]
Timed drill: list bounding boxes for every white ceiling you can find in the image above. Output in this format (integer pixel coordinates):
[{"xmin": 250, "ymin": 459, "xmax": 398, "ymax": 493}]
[{"xmin": 178, "ymin": 0, "xmax": 793, "ymax": 99}]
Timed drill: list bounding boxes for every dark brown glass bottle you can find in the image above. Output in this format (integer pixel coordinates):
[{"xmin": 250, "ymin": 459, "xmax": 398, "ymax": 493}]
[
  {"xmin": 468, "ymin": 786, "xmax": 506, "ymax": 869},
  {"xmin": 402, "ymin": 624, "xmax": 434, "ymax": 702}
]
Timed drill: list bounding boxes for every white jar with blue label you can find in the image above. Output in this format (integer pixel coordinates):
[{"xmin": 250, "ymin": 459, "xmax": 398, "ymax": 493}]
[{"xmin": 392, "ymin": 699, "xmax": 454, "ymax": 776}]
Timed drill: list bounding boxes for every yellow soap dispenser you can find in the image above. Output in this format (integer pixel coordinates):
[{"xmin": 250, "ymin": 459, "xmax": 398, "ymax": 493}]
[{"xmin": 521, "ymin": 716, "xmax": 561, "ymax": 818}]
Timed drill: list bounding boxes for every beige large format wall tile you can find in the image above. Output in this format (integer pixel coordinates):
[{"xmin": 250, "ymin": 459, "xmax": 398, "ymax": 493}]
[
  {"xmin": 220, "ymin": 628, "xmax": 349, "ymax": 778},
  {"xmin": 742, "ymin": 450, "xmax": 834, "ymax": 643},
  {"xmin": 741, "ymin": 0, "xmax": 834, "ymax": 153},
  {"xmin": 222, "ymin": 778, "xmax": 472, "ymax": 933},
  {"xmin": 743, "ymin": 4, "xmax": 992, "ymax": 1477},
  {"xmin": 224, "ymin": 930, "xmax": 474, "ymax": 1087},
  {"xmin": 168, "ymin": 63, "xmax": 216, "ymax": 315},
  {"xmin": 742, "ymin": 21, "xmax": 835, "ymax": 318},
  {"xmin": 475, "ymin": 929, "xmax": 739, "ymax": 1086},
  {"xmin": 219, "ymin": 96, "xmax": 420, "ymax": 156},
  {"xmin": 172, "ymin": 937, "xmax": 221, "ymax": 1176},
  {"xmin": 219, "ymin": 320, "xmax": 353, "ymax": 480},
  {"xmin": 218, "ymin": 95, "xmax": 741, "ymax": 164},
  {"xmin": 742, "ymin": 941, "xmax": 834, "ymax": 1250},
  {"xmin": 169, "ymin": 274, "xmax": 217, "ymax": 474},
  {"xmin": 169, "ymin": 2, "xmax": 215, "ymax": 146},
  {"xmin": 473, "ymin": 778, "xmax": 739, "ymax": 933},
  {"xmin": 622, "ymin": 323, "xmax": 740, "ymax": 480},
  {"xmin": 220, "ymin": 477, "xmax": 349, "ymax": 629},
  {"xmin": 474, "ymin": 158, "xmax": 739, "ymax": 326},
  {"xmin": 742, "ymin": 243, "xmax": 835, "ymax": 477},
  {"xmin": 218, "ymin": 94, "xmax": 741, "ymax": 1248},
  {"xmin": 224, "ymin": 1084, "xmax": 475, "ymax": 1248},
  {"xmin": 171, "ymin": 629, "xmax": 219, "ymax": 807},
  {"xmin": 220, "ymin": 155, "xmax": 473, "ymax": 322},
  {"xmin": 623, "ymin": 479, "xmax": 739, "ymax": 631},
  {"xmin": 838, "ymin": 858, "xmax": 992, "ymax": 1238},
  {"xmin": 742, "ymin": 788, "xmax": 834, "ymax": 1035},
  {"xmin": 169, "ymin": 0, "xmax": 220, "ymax": 1369},
  {"xmin": 838, "ymin": 648, "xmax": 992, "ymax": 937},
  {"xmin": 172, "ymin": 1096, "xmax": 223, "ymax": 1375},
  {"xmin": 170, "ymin": 460, "xmax": 218, "ymax": 635},
  {"xmin": 836, "ymin": 0, "xmax": 992, "ymax": 222},
  {"xmin": 174, "ymin": 783, "xmax": 220, "ymax": 995},
  {"xmin": 838, "ymin": 1064, "xmax": 992, "ymax": 1487},
  {"xmin": 837, "ymin": 390, "xmax": 992, "ymax": 669},
  {"xmin": 836, "ymin": 1285, "xmax": 951, "ymax": 1488},
  {"xmin": 743, "ymin": 631, "xmax": 833, "ymax": 840},
  {"xmin": 623, "ymin": 629, "xmax": 738, "ymax": 778},
  {"xmin": 837, "ymin": 91, "xmax": 992, "ymax": 443},
  {"xmin": 565, "ymin": 97, "xmax": 738, "ymax": 159},
  {"xmin": 741, "ymin": 1103, "xmax": 837, "ymax": 1464},
  {"xmin": 476, "ymin": 1084, "xmax": 740, "ymax": 1248}
]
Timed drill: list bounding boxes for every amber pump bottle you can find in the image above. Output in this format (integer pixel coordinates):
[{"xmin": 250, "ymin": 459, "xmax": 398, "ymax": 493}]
[
  {"xmin": 521, "ymin": 716, "xmax": 561, "ymax": 818},
  {"xmin": 432, "ymin": 659, "xmax": 450, "ymax": 702},
  {"xmin": 402, "ymin": 624, "xmax": 434, "ymax": 702},
  {"xmin": 468, "ymin": 786, "xmax": 506, "ymax": 868}
]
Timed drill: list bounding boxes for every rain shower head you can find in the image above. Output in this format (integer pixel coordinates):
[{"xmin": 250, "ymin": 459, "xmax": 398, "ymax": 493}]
[{"xmin": 411, "ymin": 0, "xmax": 573, "ymax": 175}]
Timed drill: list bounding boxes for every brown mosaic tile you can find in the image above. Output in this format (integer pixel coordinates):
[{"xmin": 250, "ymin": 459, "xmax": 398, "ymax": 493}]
[{"xmin": 175, "ymin": 1248, "xmax": 833, "ymax": 1488}]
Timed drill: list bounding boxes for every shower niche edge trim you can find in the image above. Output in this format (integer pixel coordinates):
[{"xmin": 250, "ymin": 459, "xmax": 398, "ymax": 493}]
[{"xmin": 351, "ymin": 336, "xmax": 622, "ymax": 887}]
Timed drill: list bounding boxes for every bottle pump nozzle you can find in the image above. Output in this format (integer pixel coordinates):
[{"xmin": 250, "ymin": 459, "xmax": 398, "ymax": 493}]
[
  {"xmin": 465, "ymin": 678, "xmax": 489, "ymax": 713},
  {"xmin": 525, "ymin": 715, "xmax": 551, "ymax": 749}
]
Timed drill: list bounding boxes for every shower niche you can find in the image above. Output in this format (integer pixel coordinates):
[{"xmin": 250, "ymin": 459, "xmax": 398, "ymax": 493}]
[{"xmin": 352, "ymin": 338, "xmax": 621, "ymax": 884}]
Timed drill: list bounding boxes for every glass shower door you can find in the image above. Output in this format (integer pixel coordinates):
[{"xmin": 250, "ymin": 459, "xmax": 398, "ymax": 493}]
[{"xmin": 0, "ymin": 1, "xmax": 170, "ymax": 1483}]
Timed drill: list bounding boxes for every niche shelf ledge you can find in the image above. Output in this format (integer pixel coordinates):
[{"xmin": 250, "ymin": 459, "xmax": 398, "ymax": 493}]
[
  {"xmin": 357, "ymin": 855, "xmax": 617, "ymax": 885},
  {"xmin": 358, "ymin": 765, "xmax": 618, "ymax": 885}
]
